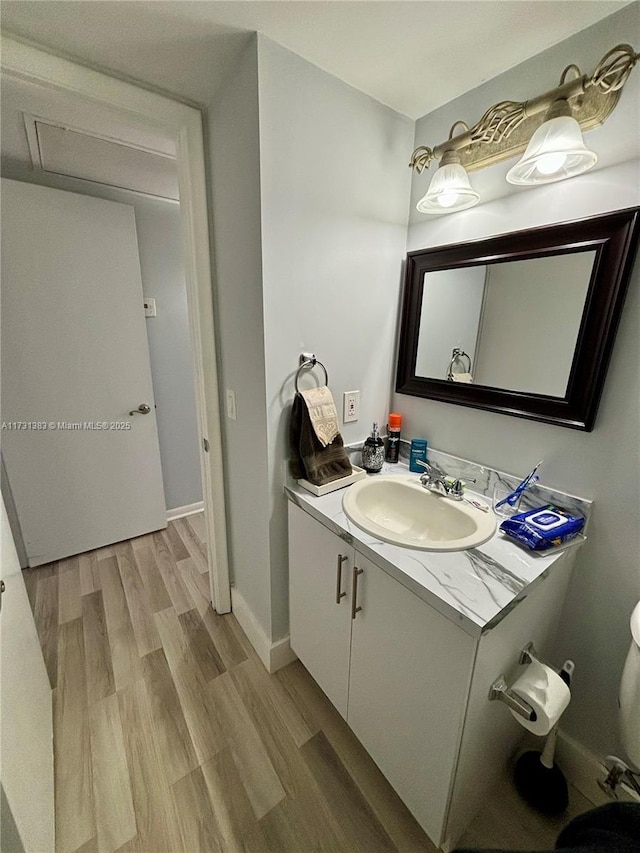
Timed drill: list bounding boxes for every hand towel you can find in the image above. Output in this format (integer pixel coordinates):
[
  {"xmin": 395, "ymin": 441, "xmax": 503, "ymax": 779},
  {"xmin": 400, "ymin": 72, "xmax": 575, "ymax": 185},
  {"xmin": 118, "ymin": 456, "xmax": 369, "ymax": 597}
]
[
  {"xmin": 299, "ymin": 386, "xmax": 339, "ymax": 448},
  {"xmin": 289, "ymin": 392, "xmax": 352, "ymax": 486},
  {"xmin": 450, "ymin": 372, "xmax": 473, "ymax": 383}
]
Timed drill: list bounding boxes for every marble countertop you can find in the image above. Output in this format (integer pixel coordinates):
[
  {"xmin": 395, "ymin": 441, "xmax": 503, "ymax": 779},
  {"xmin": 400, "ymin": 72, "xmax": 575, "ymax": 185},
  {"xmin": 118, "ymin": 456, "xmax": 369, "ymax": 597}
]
[{"xmin": 285, "ymin": 458, "xmax": 589, "ymax": 639}]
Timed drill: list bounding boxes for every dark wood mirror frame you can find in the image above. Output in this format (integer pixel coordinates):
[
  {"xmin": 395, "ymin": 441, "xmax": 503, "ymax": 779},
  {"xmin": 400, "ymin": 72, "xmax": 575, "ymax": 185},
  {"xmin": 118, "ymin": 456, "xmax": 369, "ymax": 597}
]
[{"xmin": 396, "ymin": 208, "xmax": 640, "ymax": 431}]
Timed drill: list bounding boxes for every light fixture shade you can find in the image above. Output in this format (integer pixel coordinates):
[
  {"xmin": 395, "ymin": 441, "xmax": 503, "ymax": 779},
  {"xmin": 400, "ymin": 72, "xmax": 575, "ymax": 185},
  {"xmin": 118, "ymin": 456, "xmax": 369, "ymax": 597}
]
[
  {"xmin": 506, "ymin": 116, "xmax": 597, "ymax": 185},
  {"xmin": 416, "ymin": 161, "xmax": 480, "ymax": 214}
]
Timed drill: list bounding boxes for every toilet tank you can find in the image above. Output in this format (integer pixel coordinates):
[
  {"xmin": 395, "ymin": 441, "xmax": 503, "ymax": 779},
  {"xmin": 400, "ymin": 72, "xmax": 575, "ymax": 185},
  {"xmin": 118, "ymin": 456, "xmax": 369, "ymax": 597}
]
[{"xmin": 620, "ymin": 601, "xmax": 640, "ymax": 770}]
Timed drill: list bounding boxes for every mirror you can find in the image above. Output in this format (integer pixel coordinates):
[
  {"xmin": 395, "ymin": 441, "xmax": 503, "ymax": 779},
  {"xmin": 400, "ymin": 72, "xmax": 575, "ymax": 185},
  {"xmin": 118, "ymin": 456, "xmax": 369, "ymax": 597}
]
[
  {"xmin": 396, "ymin": 208, "xmax": 639, "ymax": 431},
  {"xmin": 416, "ymin": 252, "xmax": 597, "ymax": 396}
]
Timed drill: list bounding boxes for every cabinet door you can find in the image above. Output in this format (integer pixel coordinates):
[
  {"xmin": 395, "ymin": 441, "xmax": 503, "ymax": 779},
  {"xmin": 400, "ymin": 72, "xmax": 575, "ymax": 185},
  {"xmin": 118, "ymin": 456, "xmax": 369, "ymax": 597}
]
[
  {"xmin": 347, "ymin": 552, "xmax": 475, "ymax": 846},
  {"xmin": 288, "ymin": 503, "xmax": 353, "ymax": 717}
]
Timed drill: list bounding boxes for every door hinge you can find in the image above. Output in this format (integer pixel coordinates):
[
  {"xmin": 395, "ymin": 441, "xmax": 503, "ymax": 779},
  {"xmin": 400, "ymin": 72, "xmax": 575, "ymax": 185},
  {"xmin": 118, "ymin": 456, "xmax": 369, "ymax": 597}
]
[{"xmin": 203, "ymin": 438, "xmax": 210, "ymax": 453}]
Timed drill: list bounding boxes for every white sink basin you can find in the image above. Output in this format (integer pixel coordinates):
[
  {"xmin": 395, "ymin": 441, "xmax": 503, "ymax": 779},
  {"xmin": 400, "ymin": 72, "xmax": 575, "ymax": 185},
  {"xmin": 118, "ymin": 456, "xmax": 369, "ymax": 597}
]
[{"xmin": 342, "ymin": 475, "xmax": 496, "ymax": 551}]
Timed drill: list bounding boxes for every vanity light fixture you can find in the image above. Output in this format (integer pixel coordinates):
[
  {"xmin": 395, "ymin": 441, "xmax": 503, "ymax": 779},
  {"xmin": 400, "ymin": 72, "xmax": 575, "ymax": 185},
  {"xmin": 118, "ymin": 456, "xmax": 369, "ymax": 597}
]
[
  {"xmin": 506, "ymin": 97, "xmax": 597, "ymax": 185},
  {"xmin": 416, "ymin": 149, "xmax": 480, "ymax": 213},
  {"xmin": 410, "ymin": 44, "xmax": 638, "ymax": 214}
]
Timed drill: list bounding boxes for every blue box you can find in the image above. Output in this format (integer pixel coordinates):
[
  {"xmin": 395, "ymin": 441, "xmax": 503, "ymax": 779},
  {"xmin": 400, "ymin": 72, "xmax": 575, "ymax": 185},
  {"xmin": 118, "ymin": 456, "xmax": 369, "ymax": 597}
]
[{"xmin": 409, "ymin": 438, "xmax": 428, "ymax": 472}]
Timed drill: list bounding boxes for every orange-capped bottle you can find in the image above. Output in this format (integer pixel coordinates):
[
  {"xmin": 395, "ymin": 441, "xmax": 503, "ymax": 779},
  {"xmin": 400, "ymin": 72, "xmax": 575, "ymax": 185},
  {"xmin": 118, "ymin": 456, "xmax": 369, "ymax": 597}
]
[{"xmin": 386, "ymin": 412, "xmax": 402, "ymax": 463}]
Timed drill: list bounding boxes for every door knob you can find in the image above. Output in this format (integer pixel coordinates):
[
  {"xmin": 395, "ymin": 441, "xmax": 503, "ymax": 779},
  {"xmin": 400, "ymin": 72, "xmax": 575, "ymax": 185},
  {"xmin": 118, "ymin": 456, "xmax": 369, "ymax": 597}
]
[{"xmin": 129, "ymin": 403, "xmax": 151, "ymax": 416}]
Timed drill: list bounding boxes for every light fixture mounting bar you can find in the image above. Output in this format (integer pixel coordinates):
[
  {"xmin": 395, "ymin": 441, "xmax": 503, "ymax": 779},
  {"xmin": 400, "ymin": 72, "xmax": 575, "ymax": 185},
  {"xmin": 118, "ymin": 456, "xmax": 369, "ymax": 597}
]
[{"xmin": 410, "ymin": 44, "xmax": 638, "ymax": 175}]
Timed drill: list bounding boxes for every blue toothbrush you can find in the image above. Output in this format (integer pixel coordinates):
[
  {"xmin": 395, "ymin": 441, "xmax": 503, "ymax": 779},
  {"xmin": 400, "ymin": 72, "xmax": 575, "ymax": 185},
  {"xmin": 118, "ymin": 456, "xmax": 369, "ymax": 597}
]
[{"xmin": 495, "ymin": 460, "xmax": 543, "ymax": 510}]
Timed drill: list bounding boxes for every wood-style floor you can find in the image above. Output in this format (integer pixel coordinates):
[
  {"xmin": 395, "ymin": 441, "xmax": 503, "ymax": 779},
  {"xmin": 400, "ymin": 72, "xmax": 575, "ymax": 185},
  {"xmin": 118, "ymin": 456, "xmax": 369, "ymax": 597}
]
[{"xmin": 25, "ymin": 514, "xmax": 595, "ymax": 853}]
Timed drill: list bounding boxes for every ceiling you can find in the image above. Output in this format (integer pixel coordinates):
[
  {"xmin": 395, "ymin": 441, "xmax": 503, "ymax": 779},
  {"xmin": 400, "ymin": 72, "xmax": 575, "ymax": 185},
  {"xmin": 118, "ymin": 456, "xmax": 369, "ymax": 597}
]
[{"xmin": 0, "ymin": 1, "xmax": 631, "ymax": 119}]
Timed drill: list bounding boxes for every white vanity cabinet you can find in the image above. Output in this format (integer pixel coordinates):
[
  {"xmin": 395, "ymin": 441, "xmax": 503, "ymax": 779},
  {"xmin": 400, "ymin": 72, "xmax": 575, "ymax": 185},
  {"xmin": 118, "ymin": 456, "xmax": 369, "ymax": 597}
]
[
  {"xmin": 288, "ymin": 499, "xmax": 578, "ymax": 850},
  {"xmin": 289, "ymin": 503, "xmax": 476, "ymax": 842}
]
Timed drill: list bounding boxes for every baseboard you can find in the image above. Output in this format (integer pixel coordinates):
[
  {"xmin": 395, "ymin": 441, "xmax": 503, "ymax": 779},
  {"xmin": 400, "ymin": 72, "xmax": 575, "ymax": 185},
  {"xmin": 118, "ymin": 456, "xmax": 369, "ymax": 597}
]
[
  {"xmin": 556, "ymin": 730, "xmax": 640, "ymax": 806},
  {"xmin": 166, "ymin": 501, "xmax": 204, "ymax": 522},
  {"xmin": 230, "ymin": 587, "xmax": 297, "ymax": 674},
  {"xmin": 270, "ymin": 635, "xmax": 298, "ymax": 672}
]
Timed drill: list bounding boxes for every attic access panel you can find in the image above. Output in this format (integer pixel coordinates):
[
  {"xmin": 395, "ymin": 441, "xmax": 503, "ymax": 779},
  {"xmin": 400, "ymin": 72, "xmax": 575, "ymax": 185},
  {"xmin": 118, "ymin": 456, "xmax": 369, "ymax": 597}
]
[{"xmin": 25, "ymin": 117, "xmax": 179, "ymax": 200}]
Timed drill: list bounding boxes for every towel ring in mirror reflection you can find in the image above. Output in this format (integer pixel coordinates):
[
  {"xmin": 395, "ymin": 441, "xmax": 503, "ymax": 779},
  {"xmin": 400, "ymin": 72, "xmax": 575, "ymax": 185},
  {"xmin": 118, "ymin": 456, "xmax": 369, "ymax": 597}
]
[
  {"xmin": 447, "ymin": 348, "xmax": 472, "ymax": 381},
  {"xmin": 295, "ymin": 358, "xmax": 329, "ymax": 394}
]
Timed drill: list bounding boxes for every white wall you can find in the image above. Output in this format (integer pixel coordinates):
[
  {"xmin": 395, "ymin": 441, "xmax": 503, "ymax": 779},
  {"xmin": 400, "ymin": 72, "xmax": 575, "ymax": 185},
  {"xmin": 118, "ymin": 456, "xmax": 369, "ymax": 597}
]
[
  {"xmin": 416, "ymin": 266, "xmax": 486, "ymax": 379},
  {"xmin": 0, "ymin": 165, "xmax": 202, "ymax": 512},
  {"xmin": 208, "ymin": 38, "xmax": 273, "ymax": 634},
  {"xmin": 208, "ymin": 36, "xmax": 413, "ymax": 643},
  {"xmin": 400, "ymin": 4, "xmax": 640, "ymax": 759},
  {"xmin": 257, "ymin": 36, "xmax": 413, "ymax": 639},
  {"xmin": 474, "ymin": 252, "xmax": 595, "ymax": 395},
  {"xmin": 131, "ymin": 199, "xmax": 202, "ymax": 511}
]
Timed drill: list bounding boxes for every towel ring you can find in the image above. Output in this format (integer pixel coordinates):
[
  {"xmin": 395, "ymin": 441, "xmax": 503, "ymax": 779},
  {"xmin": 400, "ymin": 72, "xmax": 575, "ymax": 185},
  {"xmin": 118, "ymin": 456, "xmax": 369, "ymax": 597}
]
[
  {"xmin": 447, "ymin": 348, "xmax": 472, "ymax": 381},
  {"xmin": 295, "ymin": 358, "xmax": 329, "ymax": 394}
]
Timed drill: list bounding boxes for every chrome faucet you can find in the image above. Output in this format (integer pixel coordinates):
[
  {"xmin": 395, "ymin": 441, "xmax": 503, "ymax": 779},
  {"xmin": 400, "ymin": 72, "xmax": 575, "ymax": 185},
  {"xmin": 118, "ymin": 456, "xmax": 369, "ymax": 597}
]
[{"xmin": 415, "ymin": 459, "xmax": 475, "ymax": 501}]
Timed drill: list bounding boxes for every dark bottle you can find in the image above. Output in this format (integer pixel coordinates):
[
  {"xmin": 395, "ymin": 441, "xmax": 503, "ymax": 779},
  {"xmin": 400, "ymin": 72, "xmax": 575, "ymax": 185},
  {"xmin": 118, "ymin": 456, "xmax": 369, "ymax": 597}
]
[
  {"xmin": 385, "ymin": 412, "xmax": 402, "ymax": 463},
  {"xmin": 362, "ymin": 422, "xmax": 385, "ymax": 473}
]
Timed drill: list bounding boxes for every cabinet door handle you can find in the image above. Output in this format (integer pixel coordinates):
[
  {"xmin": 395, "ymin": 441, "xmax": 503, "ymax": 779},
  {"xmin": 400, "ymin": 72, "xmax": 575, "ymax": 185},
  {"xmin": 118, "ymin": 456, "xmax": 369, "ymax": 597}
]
[
  {"xmin": 351, "ymin": 566, "xmax": 364, "ymax": 620},
  {"xmin": 335, "ymin": 555, "xmax": 348, "ymax": 604}
]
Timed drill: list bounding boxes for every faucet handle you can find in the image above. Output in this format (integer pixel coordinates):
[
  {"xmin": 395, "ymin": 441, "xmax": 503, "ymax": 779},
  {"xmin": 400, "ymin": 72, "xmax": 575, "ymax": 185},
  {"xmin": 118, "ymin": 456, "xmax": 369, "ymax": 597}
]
[{"xmin": 450, "ymin": 477, "xmax": 477, "ymax": 499}]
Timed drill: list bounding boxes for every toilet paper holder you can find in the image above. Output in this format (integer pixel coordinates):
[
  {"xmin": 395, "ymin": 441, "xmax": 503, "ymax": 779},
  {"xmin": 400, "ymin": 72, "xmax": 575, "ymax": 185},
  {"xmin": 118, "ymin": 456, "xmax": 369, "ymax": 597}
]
[
  {"xmin": 488, "ymin": 643, "xmax": 555, "ymax": 722},
  {"xmin": 489, "ymin": 675, "xmax": 537, "ymax": 722},
  {"xmin": 518, "ymin": 642, "xmax": 544, "ymax": 667}
]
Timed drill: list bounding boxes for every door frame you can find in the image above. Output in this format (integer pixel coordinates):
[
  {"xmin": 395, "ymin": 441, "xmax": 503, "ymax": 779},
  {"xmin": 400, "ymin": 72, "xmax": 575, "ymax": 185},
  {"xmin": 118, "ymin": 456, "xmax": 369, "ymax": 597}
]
[{"xmin": 1, "ymin": 36, "xmax": 232, "ymax": 612}]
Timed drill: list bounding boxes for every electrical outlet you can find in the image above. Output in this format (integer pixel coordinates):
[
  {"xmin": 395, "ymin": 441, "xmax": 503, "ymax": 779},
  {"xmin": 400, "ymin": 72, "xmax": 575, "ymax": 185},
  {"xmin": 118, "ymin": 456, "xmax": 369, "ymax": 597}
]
[
  {"xmin": 343, "ymin": 390, "xmax": 360, "ymax": 423},
  {"xmin": 143, "ymin": 297, "xmax": 156, "ymax": 317},
  {"xmin": 225, "ymin": 389, "xmax": 237, "ymax": 421}
]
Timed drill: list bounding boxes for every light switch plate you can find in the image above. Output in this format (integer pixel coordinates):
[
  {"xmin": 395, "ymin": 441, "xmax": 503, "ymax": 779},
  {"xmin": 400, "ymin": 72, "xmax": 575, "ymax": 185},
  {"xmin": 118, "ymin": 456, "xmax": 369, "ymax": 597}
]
[
  {"xmin": 226, "ymin": 389, "xmax": 237, "ymax": 420},
  {"xmin": 143, "ymin": 297, "xmax": 156, "ymax": 317}
]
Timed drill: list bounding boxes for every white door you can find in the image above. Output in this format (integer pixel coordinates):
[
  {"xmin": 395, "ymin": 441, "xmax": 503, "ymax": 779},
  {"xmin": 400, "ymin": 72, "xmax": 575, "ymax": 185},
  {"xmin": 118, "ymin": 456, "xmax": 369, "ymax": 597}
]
[
  {"xmin": 0, "ymin": 496, "xmax": 55, "ymax": 851},
  {"xmin": 1, "ymin": 178, "xmax": 166, "ymax": 565},
  {"xmin": 288, "ymin": 503, "xmax": 353, "ymax": 717}
]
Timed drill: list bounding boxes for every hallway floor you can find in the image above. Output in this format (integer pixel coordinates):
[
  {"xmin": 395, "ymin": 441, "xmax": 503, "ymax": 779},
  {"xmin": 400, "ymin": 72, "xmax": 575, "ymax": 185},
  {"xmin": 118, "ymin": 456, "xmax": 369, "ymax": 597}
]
[{"xmin": 25, "ymin": 514, "xmax": 595, "ymax": 853}]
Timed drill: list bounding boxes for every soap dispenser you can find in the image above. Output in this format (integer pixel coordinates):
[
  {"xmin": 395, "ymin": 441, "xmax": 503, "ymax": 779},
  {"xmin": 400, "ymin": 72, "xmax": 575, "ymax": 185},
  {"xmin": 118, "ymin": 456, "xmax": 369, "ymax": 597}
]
[{"xmin": 362, "ymin": 422, "xmax": 385, "ymax": 473}]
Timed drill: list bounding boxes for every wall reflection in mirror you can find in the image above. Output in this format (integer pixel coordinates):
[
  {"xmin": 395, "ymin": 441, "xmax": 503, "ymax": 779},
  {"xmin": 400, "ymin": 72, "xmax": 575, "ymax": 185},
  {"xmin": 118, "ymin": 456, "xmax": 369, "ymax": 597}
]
[{"xmin": 416, "ymin": 251, "xmax": 596, "ymax": 398}]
